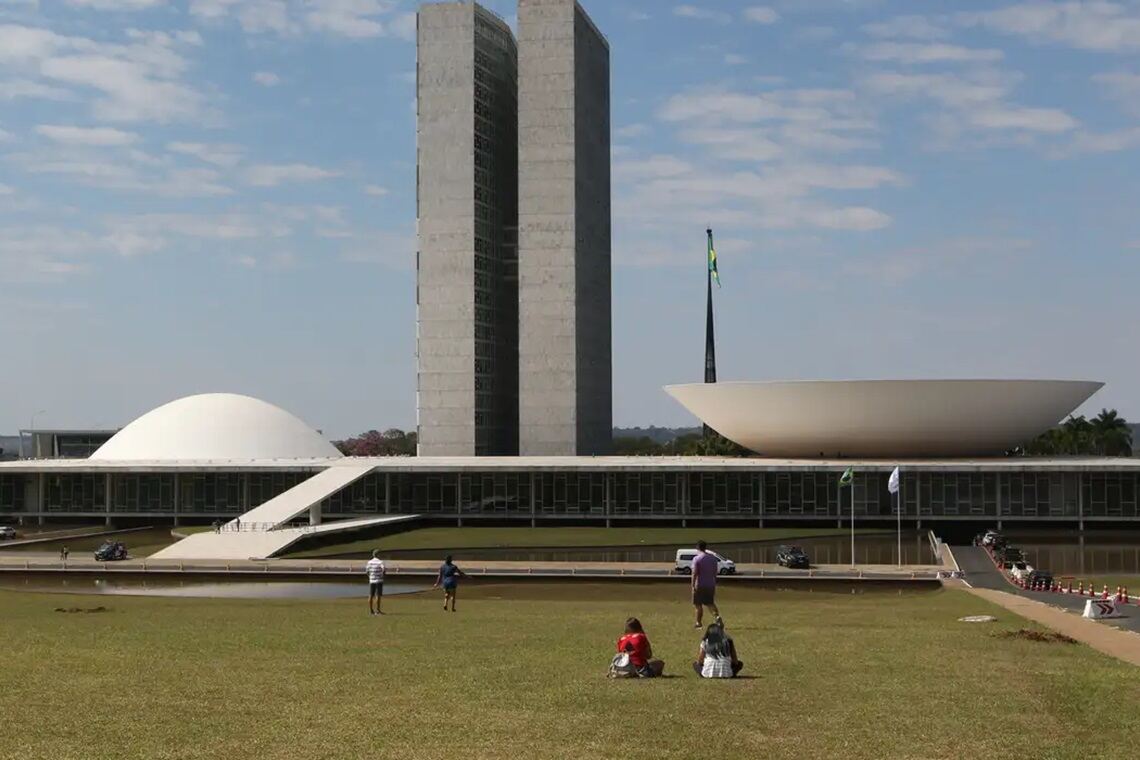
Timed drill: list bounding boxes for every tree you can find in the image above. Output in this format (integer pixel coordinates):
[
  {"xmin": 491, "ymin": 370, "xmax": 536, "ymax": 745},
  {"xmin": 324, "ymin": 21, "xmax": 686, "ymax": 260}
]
[
  {"xmin": 1015, "ymin": 409, "xmax": 1132, "ymax": 457},
  {"xmin": 333, "ymin": 429, "xmax": 417, "ymax": 457}
]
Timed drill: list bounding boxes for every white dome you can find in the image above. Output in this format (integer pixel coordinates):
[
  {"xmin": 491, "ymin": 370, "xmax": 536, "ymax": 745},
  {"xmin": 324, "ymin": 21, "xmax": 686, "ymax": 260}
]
[{"xmin": 91, "ymin": 393, "xmax": 342, "ymax": 461}]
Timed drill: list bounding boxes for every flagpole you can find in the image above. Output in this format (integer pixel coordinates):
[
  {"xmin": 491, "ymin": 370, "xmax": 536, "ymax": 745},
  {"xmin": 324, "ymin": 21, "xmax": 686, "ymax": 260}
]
[
  {"xmin": 703, "ymin": 228, "xmax": 717, "ymax": 439},
  {"xmin": 850, "ymin": 479, "xmax": 855, "ymax": 568},
  {"xmin": 897, "ymin": 476, "xmax": 902, "ymax": 567}
]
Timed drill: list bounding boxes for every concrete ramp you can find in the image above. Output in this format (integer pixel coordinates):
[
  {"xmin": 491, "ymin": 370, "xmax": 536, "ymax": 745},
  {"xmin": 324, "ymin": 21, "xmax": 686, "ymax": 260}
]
[
  {"xmin": 230, "ymin": 463, "xmax": 375, "ymax": 529},
  {"xmin": 151, "ymin": 515, "xmax": 417, "ymax": 561}
]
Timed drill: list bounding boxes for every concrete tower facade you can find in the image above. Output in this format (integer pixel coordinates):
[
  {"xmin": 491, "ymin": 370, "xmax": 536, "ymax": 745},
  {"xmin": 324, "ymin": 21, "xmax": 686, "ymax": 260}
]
[
  {"xmin": 416, "ymin": 3, "xmax": 519, "ymax": 456},
  {"xmin": 517, "ymin": 0, "xmax": 612, "ymax": 455}
]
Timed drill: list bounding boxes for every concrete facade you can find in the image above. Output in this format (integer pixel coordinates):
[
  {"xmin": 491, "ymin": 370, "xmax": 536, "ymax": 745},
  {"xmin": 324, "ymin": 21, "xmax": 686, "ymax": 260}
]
[
  {"xmin": 416, "ymin": 3, "xmax": 519, "ymax": 456},
  {"xmin": 517, "ymin": 0, "xmax": 612, "ymax": 456}
]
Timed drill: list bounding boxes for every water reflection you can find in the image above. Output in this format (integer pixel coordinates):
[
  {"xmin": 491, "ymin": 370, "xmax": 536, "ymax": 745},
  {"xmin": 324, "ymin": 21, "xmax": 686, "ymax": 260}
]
[
  {"xmin": 1004, "ymin": 532, "xmax": 1140, "ymax": 577},
  {"xmin": 0, "ymin": 577, "xmax": 427, "ymax": 599},
  {"xmin": 380, "ymin": 533, "xmax": 937, "ymax": 566}
]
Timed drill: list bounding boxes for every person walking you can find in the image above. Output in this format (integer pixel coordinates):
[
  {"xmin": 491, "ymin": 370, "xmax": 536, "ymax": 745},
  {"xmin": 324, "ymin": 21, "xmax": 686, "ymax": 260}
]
[
  {"xmin": 691, "ymin": 540, "xmax": 721, "ymax": 628},
  {"xmin": 365, "ymin": 550, "xmax": 386, "ymax": 616},
  {"xmin": 433, "ymin": 555, "xmax": 467, "ymax": 612},
  {"xmin": 60, "ymin": 546, "xmax": 69, "ymax": 562}
]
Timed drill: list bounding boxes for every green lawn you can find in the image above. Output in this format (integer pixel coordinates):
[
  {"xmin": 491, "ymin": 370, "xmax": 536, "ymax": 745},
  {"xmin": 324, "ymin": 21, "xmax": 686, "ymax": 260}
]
[
  {"xmin": 286, "ymin": 526, "xmax": 883, "ymax": 558},
  {"xmin": 1, "ymin": 584, "xmax": 1137, "ymax": 759}
]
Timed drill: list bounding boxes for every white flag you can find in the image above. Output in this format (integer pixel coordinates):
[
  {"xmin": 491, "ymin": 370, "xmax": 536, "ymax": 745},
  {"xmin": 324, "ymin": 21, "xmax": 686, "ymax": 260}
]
[{"xmin": 887, "ymin": 466, "xmax": 900, "ymax": 494}]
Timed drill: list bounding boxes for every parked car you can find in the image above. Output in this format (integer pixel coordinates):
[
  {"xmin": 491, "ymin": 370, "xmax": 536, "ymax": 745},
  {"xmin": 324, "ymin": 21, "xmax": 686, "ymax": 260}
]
[
  {"xmin": 981, "ymin": 531, "xmax": 1002, "ymax": 547},
  {"xmin": 674, "ymin": 549, "xmax": 737, "ymax": 575},
  {"xmin": 0, "ymin": 526, "xmax": 16, "ymax": 540},
  {"xmin": 93, "ymin": 541, "xmax": 128, "ymax": 561},
  {"xmin": 1009, "ymin": 561, "xmax": 1034, "ymax": 581},
  {"xmin": 1026, "ymin": 569, "xmax": 1054, "ymax": 588},
  {"xmin": 776, "ymin": 545, "xmax": 811, "ymax": 569}
]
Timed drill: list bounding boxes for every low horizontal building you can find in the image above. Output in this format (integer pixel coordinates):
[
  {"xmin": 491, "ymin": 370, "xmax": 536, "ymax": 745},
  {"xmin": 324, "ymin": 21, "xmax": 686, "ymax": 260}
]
[{"xmin": 1, "ymin": 392, "xmax": 1138, "ymax": 529}]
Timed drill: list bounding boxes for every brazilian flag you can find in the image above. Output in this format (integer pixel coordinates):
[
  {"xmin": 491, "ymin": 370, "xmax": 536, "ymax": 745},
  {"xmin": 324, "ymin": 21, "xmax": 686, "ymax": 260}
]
[
  {"xmin": 839, "ymin": 467, "xmax": 855, "ymax": 487},
  {"xmin": 707, "ymin": 228, "xmax": 720, "ymax": 287}
]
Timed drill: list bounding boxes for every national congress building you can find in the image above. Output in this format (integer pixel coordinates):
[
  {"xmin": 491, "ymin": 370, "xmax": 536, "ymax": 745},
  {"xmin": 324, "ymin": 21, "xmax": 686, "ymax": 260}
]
[
  {"xmin": 2, "ymin": 2, "xmax": 1138, "ymax": 558},
  {"xmin": 416, "ymin": 0, "xmax": 612, "ymax": 457}
]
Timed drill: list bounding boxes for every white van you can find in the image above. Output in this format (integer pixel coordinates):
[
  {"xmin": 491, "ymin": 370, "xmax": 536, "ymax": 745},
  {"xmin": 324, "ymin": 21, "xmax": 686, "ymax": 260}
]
[{"xmin": 675, "ymin": 549, "xmax": 736, "ymax": 575}]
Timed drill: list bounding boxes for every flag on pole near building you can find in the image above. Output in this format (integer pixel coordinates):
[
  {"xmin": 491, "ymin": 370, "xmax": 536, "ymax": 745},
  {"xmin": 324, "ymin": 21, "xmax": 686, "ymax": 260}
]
[
  {"xmin": 707, "ymin": 228, "xmax": 720, "ymax": 288},
  {"xmin": 839, "ymin": 466, "xmax": 854, "ymax": 487},
  {"xmin": 888, "ymin": 467, "xmax": 900, "ymax": 494}
]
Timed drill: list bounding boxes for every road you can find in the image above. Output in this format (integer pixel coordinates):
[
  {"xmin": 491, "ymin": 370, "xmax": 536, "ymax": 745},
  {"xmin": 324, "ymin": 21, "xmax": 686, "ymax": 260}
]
[{"xmin": 951, "ymin": 545, "xmax": 1140, "ymax": 633}]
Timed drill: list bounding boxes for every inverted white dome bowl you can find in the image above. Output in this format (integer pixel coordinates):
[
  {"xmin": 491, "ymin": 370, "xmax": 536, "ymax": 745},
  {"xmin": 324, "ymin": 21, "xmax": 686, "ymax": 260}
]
[{"xmin": 664, "ymin": 379, "xmax": 1103, "ymax": 457}]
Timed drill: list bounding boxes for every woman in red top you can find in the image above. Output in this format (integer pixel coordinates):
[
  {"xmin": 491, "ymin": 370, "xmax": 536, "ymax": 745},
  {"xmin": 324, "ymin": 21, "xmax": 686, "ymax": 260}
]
[{"xmin": 616, "ymin": 617, "xmax": 665, "ymax": 677}]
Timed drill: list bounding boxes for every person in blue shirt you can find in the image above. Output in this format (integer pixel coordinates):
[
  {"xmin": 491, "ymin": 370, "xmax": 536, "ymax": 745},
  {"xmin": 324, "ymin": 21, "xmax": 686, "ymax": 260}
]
[{"xmin": 433, "ymin": 555, "xmax": 467, "ymax": 612}]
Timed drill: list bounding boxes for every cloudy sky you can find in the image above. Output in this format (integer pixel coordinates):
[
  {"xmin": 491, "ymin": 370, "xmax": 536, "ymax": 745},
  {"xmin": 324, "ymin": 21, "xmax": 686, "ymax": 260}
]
[{"xmin": 1, "ymin": 0, "xmax": 1138, "ymax": 438}]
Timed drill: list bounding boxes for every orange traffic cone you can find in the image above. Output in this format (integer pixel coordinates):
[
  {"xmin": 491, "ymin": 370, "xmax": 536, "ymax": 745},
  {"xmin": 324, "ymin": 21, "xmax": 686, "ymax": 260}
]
[
  {"xmin": 1077, "ymin": 581, "xmax": 1084, "ymax": 595},
  {"xmin": 1102, "ymin": 584, "xmax": 1110, "ymax": 599},
  {"xmin": 1116, "ymin": 587, "xmax": 1123, "ymax": 602},
  {"xmin": 1066, "ymin": 580, "xmax": 1073, "ymax": 594}
]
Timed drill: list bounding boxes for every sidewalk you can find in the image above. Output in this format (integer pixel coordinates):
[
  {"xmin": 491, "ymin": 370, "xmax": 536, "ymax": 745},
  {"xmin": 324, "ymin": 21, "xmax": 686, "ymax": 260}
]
[{"xmin": 0, "ymin": 553, "xmax": 941, "ymax": 581}]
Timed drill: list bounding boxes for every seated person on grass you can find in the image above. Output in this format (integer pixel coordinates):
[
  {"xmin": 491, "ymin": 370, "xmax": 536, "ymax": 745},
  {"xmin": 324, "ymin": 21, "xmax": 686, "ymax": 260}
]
[
  {"xmin": 692, "ymin": 621, "xmax": 743, "ymax": 678},
  {"xmin": 614, "ymin": 617, "xmax": 665, "ymax": 678}
]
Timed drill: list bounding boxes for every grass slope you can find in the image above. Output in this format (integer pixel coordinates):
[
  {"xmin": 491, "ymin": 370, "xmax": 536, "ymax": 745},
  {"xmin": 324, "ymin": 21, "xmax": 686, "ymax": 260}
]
[
  {"xmin": 287, "ymin": 526, "xmax": 881, "ymax": 558},
  {"xmin": 1, "ymin": 585, "xmax": 1137, "ymax": 760}
]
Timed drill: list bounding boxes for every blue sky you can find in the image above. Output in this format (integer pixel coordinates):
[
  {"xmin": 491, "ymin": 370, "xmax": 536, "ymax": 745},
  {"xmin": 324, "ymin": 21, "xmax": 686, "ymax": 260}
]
[{"xmin": 1, "ymin": 0, "xmax": 1138, "ymax": 438}]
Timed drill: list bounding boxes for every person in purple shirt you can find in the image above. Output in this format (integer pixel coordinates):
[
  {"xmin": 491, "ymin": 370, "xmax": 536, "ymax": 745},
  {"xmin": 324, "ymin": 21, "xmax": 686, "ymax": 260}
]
[{"xmin": 691, "ymin": 540, "xmax": 722, "ymax": 629}]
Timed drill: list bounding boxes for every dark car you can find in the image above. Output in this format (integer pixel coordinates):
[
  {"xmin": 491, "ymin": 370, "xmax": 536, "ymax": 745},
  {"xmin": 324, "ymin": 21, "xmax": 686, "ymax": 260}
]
[
  {"xmin": 776, "ymin": 545, "xmax": 810, "ymax": 569},
  {"xmin": 93, "ymin": 541, "xmax": 128, "ymax": 561},
  {"xmin": 1026, "ymin": 569, "xmax": 1054, "ymax": 589}
]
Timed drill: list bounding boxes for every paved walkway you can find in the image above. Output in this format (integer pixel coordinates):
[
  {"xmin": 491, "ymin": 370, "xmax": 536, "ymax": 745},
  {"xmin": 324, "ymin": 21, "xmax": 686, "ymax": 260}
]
[
  {"xmin": 950, "ymin": 545, "xmax": 1140, "ymax": 633},
  {"xmin": 943, "ymin": 544, "xmax": 1140, "ymax": 667},
  {"xmin": 0, "ymin": 553, "xmax": 940, "ymax": 581}
]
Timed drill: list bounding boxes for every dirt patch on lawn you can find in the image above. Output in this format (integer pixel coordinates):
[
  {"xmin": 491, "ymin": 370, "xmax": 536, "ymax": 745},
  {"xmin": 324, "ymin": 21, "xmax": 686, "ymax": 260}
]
[{"xmin": 996, "ymin": 628, "xmax": 1078, "ymax": 644}]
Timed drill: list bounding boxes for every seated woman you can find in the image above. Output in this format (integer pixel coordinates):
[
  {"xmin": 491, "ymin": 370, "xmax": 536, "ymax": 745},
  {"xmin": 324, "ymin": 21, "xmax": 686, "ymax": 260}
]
[
  {"xmin": 616, "ymin": 617, "xmax": 665, "ymax": 678},
  {"xmin": 692, "ymin": 621, "xmax": 743, "ymax": 678}
]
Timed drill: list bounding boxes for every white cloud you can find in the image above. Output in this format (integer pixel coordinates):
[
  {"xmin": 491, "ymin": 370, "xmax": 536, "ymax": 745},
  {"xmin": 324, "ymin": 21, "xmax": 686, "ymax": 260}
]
[
  {"xmin": 743, "ymin": 7, "xmax": 779, "ymax": 24},
  {"xmin": 1068, "ymin": 127, "xmax": 1140, "ymax": 154},
  {"xmin": 615, "ymin": 123, "xmax": 649, "ymax": 139},
  {"xmin": 389, "ymin": 12, "xmax": 416, "ymax": 41},
  {"xmin": 167, "ymin": 141, "xmax": 244, "ymax": 167},
  {"xmin": 192, "ymin": 0, "xmax": 409, "ymax": 39},
  {"xmin": 863, "ymin": 15, "xmax": 950, "ymax": 39},
  {"xmin": 244, "ymin": 163, "xmax": 341, "ymax": 186},
  {"xmin": 36, "ymin": 124, "xmax": 139, "ymax": 145},
  {"xmin": 363, "ymin": 184, "xmax": 389, "ymax": 196},
  {"xmin": 724, "ymin": 53, "xmax": 748, "ymax": 66},
  {"xmin": 861, "ymin": 69, "xmax": 1078, "ymax": 142},
  {"xmin": 253, "ymin": 70, "xmax": 281, "ymax": 86},
  {"xmin": 960, "ymin": 2, "xmax": 1140, "ymax": 53},
  {"xmin": 0, "ymin": 24, "xmax": 208, "ymax": 123},
  {"xmin": 0, "ymin": 78, "xmax": 74, "ymax": 101},
  {"xmin": 855, "ymin": 41, "xmax": 1004, "ymax": 64},
  {"xmin": 673, "ymin": 5, "xmax": 730, "ymax": 23},
  {"xmin": 65, "ymin": 0, "xmax": 163, "ymax": 9},
  {"xmin": 1093, "ymin": 70, "xmax": 1140, "ymax": 117},
  {"xmin": 970, "ymin": 106, "xmax": 1076, "ymax": 133}
]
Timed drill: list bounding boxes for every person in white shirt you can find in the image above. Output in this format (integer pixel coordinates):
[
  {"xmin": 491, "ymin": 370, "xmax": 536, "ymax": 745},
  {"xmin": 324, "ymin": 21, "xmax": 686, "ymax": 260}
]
[{"xmin": 365, "ymin": 550, "xmax": 386, "ymax": 616}]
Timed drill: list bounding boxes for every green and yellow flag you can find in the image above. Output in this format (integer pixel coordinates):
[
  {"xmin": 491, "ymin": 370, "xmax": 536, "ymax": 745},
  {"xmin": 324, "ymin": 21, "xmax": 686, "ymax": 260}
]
[
  {"xmin": 839, "ymin": 467, "xmax": 854, "ymax": 487},
  {"xmin": 707, "ymin": 228, "xmax": 720, "ymax": 287}
]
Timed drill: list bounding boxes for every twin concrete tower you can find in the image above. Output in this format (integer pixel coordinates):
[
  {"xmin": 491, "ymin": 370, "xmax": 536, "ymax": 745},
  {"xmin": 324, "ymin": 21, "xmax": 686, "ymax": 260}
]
[{"xmin": 416, "ymin": 0, "xmax": 612, "ymax": 456}]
